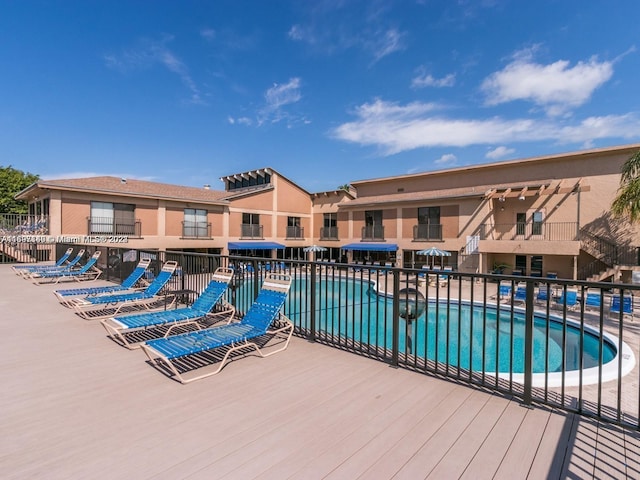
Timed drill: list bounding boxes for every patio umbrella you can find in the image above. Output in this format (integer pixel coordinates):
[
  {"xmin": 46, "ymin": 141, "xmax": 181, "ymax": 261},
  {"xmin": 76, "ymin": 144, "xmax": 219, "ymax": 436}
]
[
  {"xmin": 303, "ymin": 245, "xmax": 328, "ymax": 261},
  {"xmin": 416, "ymin": 246, "xmax": 451, "ymax": 268}
]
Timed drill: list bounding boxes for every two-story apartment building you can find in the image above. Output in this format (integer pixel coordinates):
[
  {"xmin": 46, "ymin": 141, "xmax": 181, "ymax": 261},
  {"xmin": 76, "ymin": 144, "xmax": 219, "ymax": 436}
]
[
  {"xmin": 13, "ymin": 144, "xmax": 640, "ymax": 281},
  {"xmin": 339, "ymin": 143, "xmax": 640, "ymax": 281}
]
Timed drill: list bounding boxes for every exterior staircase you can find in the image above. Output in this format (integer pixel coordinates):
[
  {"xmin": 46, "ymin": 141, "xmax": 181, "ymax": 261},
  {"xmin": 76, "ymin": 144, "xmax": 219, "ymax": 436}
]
[{"xmin": 579, "ymin": 229, "xmax": 640, "ymax": 282}]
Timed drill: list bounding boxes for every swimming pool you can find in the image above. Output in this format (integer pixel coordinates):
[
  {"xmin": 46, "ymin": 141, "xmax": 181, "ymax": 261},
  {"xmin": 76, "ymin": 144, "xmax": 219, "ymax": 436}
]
[{"xmin": 236, "ymin": 275, "xmax": 635, "ymax": 387}]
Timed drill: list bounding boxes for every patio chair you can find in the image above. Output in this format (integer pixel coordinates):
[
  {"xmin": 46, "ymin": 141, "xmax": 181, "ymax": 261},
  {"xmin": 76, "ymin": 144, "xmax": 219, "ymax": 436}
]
[
  {"xmin": 553, "ymin": 288, "xmax": 579, "ymax": 311},
  {"xmin": 490, "ymin": 283, "xmax": 512, "ymax": 302},
  {"xmin": 12, "ymin": 247, "xmax": 73, "ymax": 275},
  {"xmin": 535, "ymin": 285, "xmax": 550, "ymax": 304},
  {"xmin": 100, "ymin": 267, "xmax": 235, "ymax": 349},
  {"xmin": 67, "ymin": 261, "xmax": 178, "ymax": 320},
  {"xmin": 53, "ymin": 257, "xmax": 151, "ymax": 306},
  {"xmin": 584, "ymin": 290, "xmax": 602, "ymax": 311},
  {"xmin": 17, "ymin": 249, "xmax": 85, "ymax": 278},
  {"xmin": 513, "ymin": 283, "xmax": 527, "ymax": 304},
  {"xmin": 609, "ymin": 294, "xmax": 634, "ymax": 319},
  {"xmin": 31, "ymin": 251, "xmax": 102, "ymax": 285},
  {"xmin": 140, "ymin": 273, "xmax": 293, "ymax": 384}
]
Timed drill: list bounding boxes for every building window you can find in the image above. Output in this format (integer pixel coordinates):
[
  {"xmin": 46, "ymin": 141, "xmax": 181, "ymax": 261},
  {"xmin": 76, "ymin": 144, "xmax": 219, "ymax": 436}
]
[
  {"xmin": 242, "ymin": 213, "xmax": 262, "ymax": 238},
  {"xmin": 90, "ymin": 202, "xmax": 136, "ymax": 235},
  {"xmin": 228, "ymin": 172, "xmax": 272, "ymax": 191},
  {"xmin": 321, "ymin": 213, "xmax": 338, "ymax": 239},
  {"xmin": 515, "ymin": 255, "xmax": 527, "ymax": 275},
  {"xmin": 183, "ymin": 208, "xmax": 209, "ymax": 238},
  {"xmin": 363, "ymin": 210, "xmax": 384, "ymax": 240},
  {"xmin": 516, "ymin": 212, "xmax": 526, "ymax": 236},
  {"xmin": 416, "ymin": 206, "xmax": 442, "ymax": 240},
  {"xmin": 287, "ymin": 216, "xmax": 303, "ymax": 239},
  {"xmin": 532, "ymin": 211, "xmax": 544, "ymax": 236}
]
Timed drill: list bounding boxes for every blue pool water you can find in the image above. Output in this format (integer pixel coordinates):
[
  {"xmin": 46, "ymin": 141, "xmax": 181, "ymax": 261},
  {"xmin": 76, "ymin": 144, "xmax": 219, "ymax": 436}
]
[{"xmin": 236, "ymin": 276, "xmax": 617, "ymax": 375}]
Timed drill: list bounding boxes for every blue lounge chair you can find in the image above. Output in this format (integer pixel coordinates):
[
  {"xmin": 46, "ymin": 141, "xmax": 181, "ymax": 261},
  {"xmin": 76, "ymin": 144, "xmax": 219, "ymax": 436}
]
[
  {"xmin": 513, "ymin": 283, "xmax": 527, "ymax": 304},
  {"xmin": 18, "ymin": 249, "xmax": 85, "ymax": 278},
  {"xmin": 100, "ymin": 267, "xmax": 235, "ymax": 349},
  {"xmin": 610, "ymin": 294, "xmax": 634, "ymax": 318},
  {"xmin": 31, "ymin": 251, "xmax": 102, "ymax": 285},
  {"xmin": 554, "ymin": 288, "xmax": 579, "ymax": 310},
  {"xmin": 140, "ymin": 273, "xmax": 293, "ymax": 383},
  {"xmin": 12, "ymin": 247, "xmax": 74, "ymax": 275},
  {"xmin": 584, "ymin": 290, "xmax": 602, "ymax": 310},
  {"xmin": 491, "ymin": 283, "xmax": 512, "ymax": 303},
  {"xmin": 53, "ymin": 257, "xmax": 152, "ymax": 306},
  {"xmin": 68, "ymin": 261, "xmax": 178, "ymax": 320},
  {"xmin": 536, "ymin": 285, "xmax": 550, "ymax": 304}
]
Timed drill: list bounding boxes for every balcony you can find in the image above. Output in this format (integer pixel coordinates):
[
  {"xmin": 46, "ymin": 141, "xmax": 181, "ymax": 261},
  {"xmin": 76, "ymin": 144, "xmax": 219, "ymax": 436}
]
[
  {"xmin": 413, "ymin": 224, "xmax": 442, "ymax": 241},
  {"xmin": 361, "ymin": 225, "xmax": 384, "ymax": 241},
  {"xmin": 182, "ymin": 221, "xmax": 211, "ymax": 239},
  {"xmin": 87, "ymin": 217, "xmax": 141, "ymax": 237},
  {"xmin": 320, "ymin": 226, "xmax": 338, "ymax": 240},
  {"xmin": 241, "ymin": 223, "xmax": 263, "ymax": 239},
  {"xmin": 480, "ymin": 222, "xmax": 578, "ymax": 241},
  {"xmin": 0, "ymin": 214, "xmax": 49, "ymax": 235},
  {"xmin": 285, "ymin": 226, "xmax": 304, "ymax": 239}
]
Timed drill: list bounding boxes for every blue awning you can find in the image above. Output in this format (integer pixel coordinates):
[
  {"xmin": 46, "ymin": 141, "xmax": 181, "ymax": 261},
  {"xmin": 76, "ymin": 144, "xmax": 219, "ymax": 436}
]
[
  {"xmin": 341, "ymin": 243, "xmax": 398, "ymax": 252},
  {"xmin": 228, "ymin": 241, "xmax": 285, "ymax": 250}
]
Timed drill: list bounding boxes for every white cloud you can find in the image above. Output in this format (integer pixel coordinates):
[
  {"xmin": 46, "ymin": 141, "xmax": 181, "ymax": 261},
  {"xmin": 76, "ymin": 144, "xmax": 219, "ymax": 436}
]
[
  {"xmin": 104, "ymin": 37, "xmax": 204, "ymax": 105},
  {"xmin": 200, "ymin": 28, "xmax": 216, "ymax": 41},
  {"xmin": 434, "ymin": 153, "xmax": 458, "ymax": 165},
  {"xmin": 482, "ymin": 49, "xmax": 614, "ymax": 116},
  {"xmin": 258, "ymin": 77, "xmax": 303, "ymax": 125},
  {"xmin": 369, "ymin": 28, "xmax": 406, "ymax": 63},
  {"xmin": 331, "ymin": 99, "xmax": 640, "ymax": 155},
  {"xmin": 228, "ymin": 116, "xmax": 253, "ymax": 126},
  {"xmin": 486, "ymin": 146, "xmax": 515, "ymax": 160},
  {"xmin": 411, "ymin": 72, "xmax": 456, "ymax": 89}
]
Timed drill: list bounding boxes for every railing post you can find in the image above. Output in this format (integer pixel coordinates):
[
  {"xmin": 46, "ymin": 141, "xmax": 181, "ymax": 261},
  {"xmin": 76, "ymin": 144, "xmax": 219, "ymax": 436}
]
[
  {"xmin": 523, "ymin": 280, "xmax": 535, "ymax": 405},
  {"xmin": 252, "ymin": 259, "xmax": 260, "ymax": 301},
  {"xmin": 391, "ymin": 269, "xmax": 400, "ymax": 367},
  {"xmin": 309, "ymin": 262, "xmax": 316, "ymax": 342}
]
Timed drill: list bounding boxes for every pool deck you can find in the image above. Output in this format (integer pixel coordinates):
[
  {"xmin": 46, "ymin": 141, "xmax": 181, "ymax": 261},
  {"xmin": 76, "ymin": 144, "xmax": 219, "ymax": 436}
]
[{"xmin": 1, "ymin": 264, "xmax": 639, "ymax": 479}]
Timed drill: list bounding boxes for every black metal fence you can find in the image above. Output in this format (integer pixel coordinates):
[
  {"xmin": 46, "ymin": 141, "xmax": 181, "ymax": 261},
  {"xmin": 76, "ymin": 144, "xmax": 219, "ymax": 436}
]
[{"xmin": 16, "ymin": 244, "xmax": 640, "ymax": 430}]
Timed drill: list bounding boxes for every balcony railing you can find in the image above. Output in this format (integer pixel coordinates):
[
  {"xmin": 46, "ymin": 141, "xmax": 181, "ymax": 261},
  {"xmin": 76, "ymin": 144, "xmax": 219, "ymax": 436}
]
[
  {"xmin": 241, "ymin": 224, "xmax": 263, "ymax": 239},
  {"xmin": 480, "ymin": 222, "xmax": 578, "ymax": 241},
  {"xmin": 87, "ymin": 217, "xmax": 141, "ymax": 237},
  {"xmin": 285, "ymin": 226, "xmax": 304, "ymax": 239},
  {"xmin": 413, "ymin": 223, "xmax": 442, "ymax": 241},
  {"xmin": 361, "ymin": 225, "xmax": 384, "ymax": 241},
  {"xmin": 320, "ymin": 226, "xmax": 338, "ymax": 240},
  {"xmin": 182, "ymin": 221, "xmax": 211, "ymax": 239},
  {"xmin": 0, "ymin": 214, "xmax": 49, "ymax": 235}
]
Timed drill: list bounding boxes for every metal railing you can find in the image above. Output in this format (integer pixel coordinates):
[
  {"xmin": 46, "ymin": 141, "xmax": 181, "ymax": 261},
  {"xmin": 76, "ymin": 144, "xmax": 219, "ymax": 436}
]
[
  {"xmin": 362, "ymin": 225, "xmax": 384, "ymax": 241},
  {"xmin": 182, "ymin": 221, "xmax": 211, "ymax": 239},
  {"xmin": 413, "ymin": 223, "xmax": 442, "ymax": 241},
  {"xmin": 480, "ymin": 222, "xmax": 578, "ymax": 241},
  {"xmin": 13, "ymin": 244, "xmax": 640, "ymax": 431},
  {"xmin": 240, "ymin": 224, "xmax": 263, "ymax": 239},
  {"xmin": 320, "ymin": 226, "xmax": 338, "ymax": 240},
  {"xmin": 285, "ymin": 226, "xmax": 304, "ymax": 239},
  {"xmin": 87, "ymin": 217, "xmax": 141, "ymax": 237},
  {"xmin": 580, "ymin": 229, "xmax": 640, "ymax": 267},
  {"xmin": 0, "ymin": 214, "xmax": 49, "ymax": 235}
]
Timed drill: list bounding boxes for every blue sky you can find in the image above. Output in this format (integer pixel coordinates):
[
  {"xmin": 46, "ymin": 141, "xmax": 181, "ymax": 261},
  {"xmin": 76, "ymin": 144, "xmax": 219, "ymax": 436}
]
[{"xmin": 2, "ymin": 0, "xmax": 639, "ymax": 193}]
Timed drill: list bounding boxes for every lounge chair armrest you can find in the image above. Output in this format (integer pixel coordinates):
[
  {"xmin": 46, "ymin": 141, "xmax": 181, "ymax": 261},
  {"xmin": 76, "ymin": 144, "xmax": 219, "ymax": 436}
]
[{"xmin": 164, "ymin": 320, "xmax": 202, "ymax": 338}]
